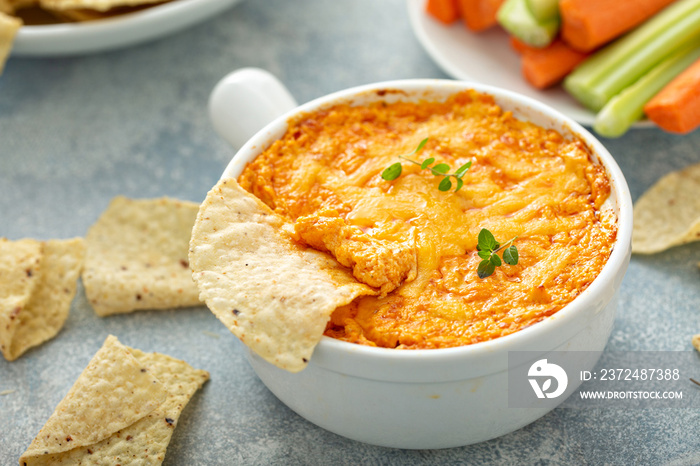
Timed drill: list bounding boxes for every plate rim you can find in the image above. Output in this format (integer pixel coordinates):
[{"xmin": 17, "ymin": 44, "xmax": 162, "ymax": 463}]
[{"xmin": 12, "ymin": 0, "xmax": 242, "ymax": 56}]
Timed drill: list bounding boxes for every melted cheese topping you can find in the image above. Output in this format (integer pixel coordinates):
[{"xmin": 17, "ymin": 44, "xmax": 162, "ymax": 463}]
[{"xmin": 238, "ymin": 90, "xmax": 616, "ymax": 349}]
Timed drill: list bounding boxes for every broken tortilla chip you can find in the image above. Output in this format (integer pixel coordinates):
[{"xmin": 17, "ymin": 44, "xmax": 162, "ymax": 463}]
[
  {"xmin": 189, "ymin": 178, "xmax": 376, "ymax": 373},
  {"xmin": 0, "ymin": 238, "xmax": 42, "ymax": 360},
  {"xmin": 39, "ymin": 0, "xmax": 165, "ymax": 12},
  {"xmin": 82, "ymin": 196, "xmax": 202, "ymax": 316},
  {"xmin": 19, "ymin": 334, "xmax": 209, "ymax": 465},
  {"xmin": 633, "ymin": 162, "xmax": 700, "ymax": 254},
  {"xmin": 0, "ymin": 237, "xmax": 84, "ymax": 361},
  {"xmin": 0, "ymin": 11, "xmax": 21, "ymax": 75}
]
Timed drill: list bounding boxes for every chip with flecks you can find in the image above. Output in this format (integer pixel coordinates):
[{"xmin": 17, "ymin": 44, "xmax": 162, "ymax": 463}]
[
  {"xmin": 19, "ymin": 335, "xmax": 209, "ymax": 465},
  {"xmin": 0, "ymin": 237, "xmax": 84, "ymax": 361},
  {"xmin": 189, "ymin": 178, "xmax": 376, "ymax": 373},
  {"xmin": 633, "ymin": 162, "xmax": 700, "ymax": 254},
  {"xmin": 82, "ymin": 196, "xmax": 202, "ymax": 316}
]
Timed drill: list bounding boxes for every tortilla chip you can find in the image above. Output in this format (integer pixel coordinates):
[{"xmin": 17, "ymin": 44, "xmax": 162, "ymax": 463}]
[
  {"xmin": 9, "ymin": 238, "xmax": 85, "ymax": 360},
  {"xmin": 632, "ymin": 162, "xmax": 700, "ymax": 254},
  {"xmin": 82, "ymin": 196, "xmax": 202, "ymax": 317},
  {"xmin": 0, "ymin": 11, "xmax": 21, "ymax": 75},
  {"xmin": 39, "ymin": 0, "xmax": 164, "ymax": 12},
  {"xmin": 693, "ymin": 334, "xmax": 700, "ymax": 352},
  {"xmin": 189, "ymin": 178, "xmax": 376, "ymax": 373},
  {"xmin": 20, "ymin": 335, "xmax": 167, "ymax": 460},
  {"xmin": 0, "ymin": 238, "xmax": 43, "ymax": 359},
  {"xmin": 0, "ymin": 237, "xmax": 84, "ymax": 361},
  {"xmin": 19, "ymin": 335, "xmax": 209, "ymax": 465}
]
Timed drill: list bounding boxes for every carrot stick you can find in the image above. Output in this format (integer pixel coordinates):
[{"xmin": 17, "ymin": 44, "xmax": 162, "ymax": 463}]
[
  {"xmin": 644, "ymin": 57, "xmax": 700, "ymax": 134},
  {"xmin": 425, "ymin": 0, "xmax": 461, "ymax": 24},
  {"xmin": 519, "ymin": 39, "xmax": 589, "ymax": 89},
  {"xmin": 559, "ymin": 0, "xmax": 676, "ymax": 52},
  {"xmin": 457, "ymin": 0, "xmax": 504, "ymax": 32},
  {"xmin": 564, "ymin": 0, "xmax": 700, "ymax": 112}
]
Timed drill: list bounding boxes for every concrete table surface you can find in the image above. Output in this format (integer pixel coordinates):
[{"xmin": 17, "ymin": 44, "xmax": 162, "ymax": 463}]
[{"xmin": 2, "ymin": 0, "xmax": 700, "ymax": 464}]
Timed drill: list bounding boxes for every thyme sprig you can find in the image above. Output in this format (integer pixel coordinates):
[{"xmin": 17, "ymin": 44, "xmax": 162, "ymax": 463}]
[
  {"xmin": 476, "ymin": 229, "xmax": 519, "ymax": 279},
  {"xmin": 381, "ymin": 138, "xmax": 472, "ymax": 192}
]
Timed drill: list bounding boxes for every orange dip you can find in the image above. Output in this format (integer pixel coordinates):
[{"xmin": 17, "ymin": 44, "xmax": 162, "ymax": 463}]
[{"xmin": 238, "ymin": 89, "xmax": 616, "ymax": 349}]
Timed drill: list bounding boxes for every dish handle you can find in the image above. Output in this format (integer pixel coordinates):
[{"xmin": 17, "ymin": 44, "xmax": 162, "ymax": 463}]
[{"xmin": 208, "ymin": 67, "xmax": 298, "ymax": 149}]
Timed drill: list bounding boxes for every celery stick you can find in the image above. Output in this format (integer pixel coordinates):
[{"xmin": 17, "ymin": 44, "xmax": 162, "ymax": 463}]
[
  {"xmin": 526, "ymin": 0, "xmax": 559, "ymax": 23},
  {"xmin": 497, "ymin": 0, "xmax": 559, "ymax": 48},
  {"xmin": 593, "ymin": 44, "xmax": 700, "ymax": 138},
  {"xmin": 564, "ymin": 0, "xmax": 700, "ymax": 112}
]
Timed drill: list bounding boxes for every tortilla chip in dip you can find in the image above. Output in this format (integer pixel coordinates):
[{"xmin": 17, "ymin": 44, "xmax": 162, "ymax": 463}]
[
  {"xmin": 0, "ymin": 237, "xmax": 84, "ymax": 361},
  {"xmin": 633, "ymin": 162, "xmax": 700, "ymax": 254},
  {"xmin": 189, "ymin": 178, "xmax": 376, "ymax": 373},
  {"xmin": 19, "ymin": 335, "xmax": 209, "ymax": 465},
  {"xmin": 82, "ymin": 196, "xmax": 202, "ymax": 316}
]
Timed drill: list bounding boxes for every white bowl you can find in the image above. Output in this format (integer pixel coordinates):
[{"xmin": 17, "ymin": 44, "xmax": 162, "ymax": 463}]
[
  {"xmin": 12, "ymin": 0, "xmax": 243, "ymax": 56},
  {"xmin": 208, "ymin": 68, "xmax": 633, "ymax": 449}
]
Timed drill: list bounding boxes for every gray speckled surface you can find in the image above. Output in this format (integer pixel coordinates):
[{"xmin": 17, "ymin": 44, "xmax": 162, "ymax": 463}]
[{"xmin": 2, "ymin": 0, "xmax": 700, "ymax": 464}]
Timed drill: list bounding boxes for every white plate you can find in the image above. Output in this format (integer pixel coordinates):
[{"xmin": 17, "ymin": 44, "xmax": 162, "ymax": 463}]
[
  {"xmin": 12, "ymin": 0, "xmax": 243, "ymax": 56},
  {"xmin": 407, "ymin": 0, "xmax": 650, "ymax": 127}
]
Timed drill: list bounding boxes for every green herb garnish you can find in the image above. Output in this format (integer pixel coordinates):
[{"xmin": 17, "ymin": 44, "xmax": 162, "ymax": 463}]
[
  {"xmin": 381, "ymin": 138, "xmax": 472, "ymax": 192},
  {"xmin": 476, "ymin": 228, "xmax": 519, "ymax": 279}
]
